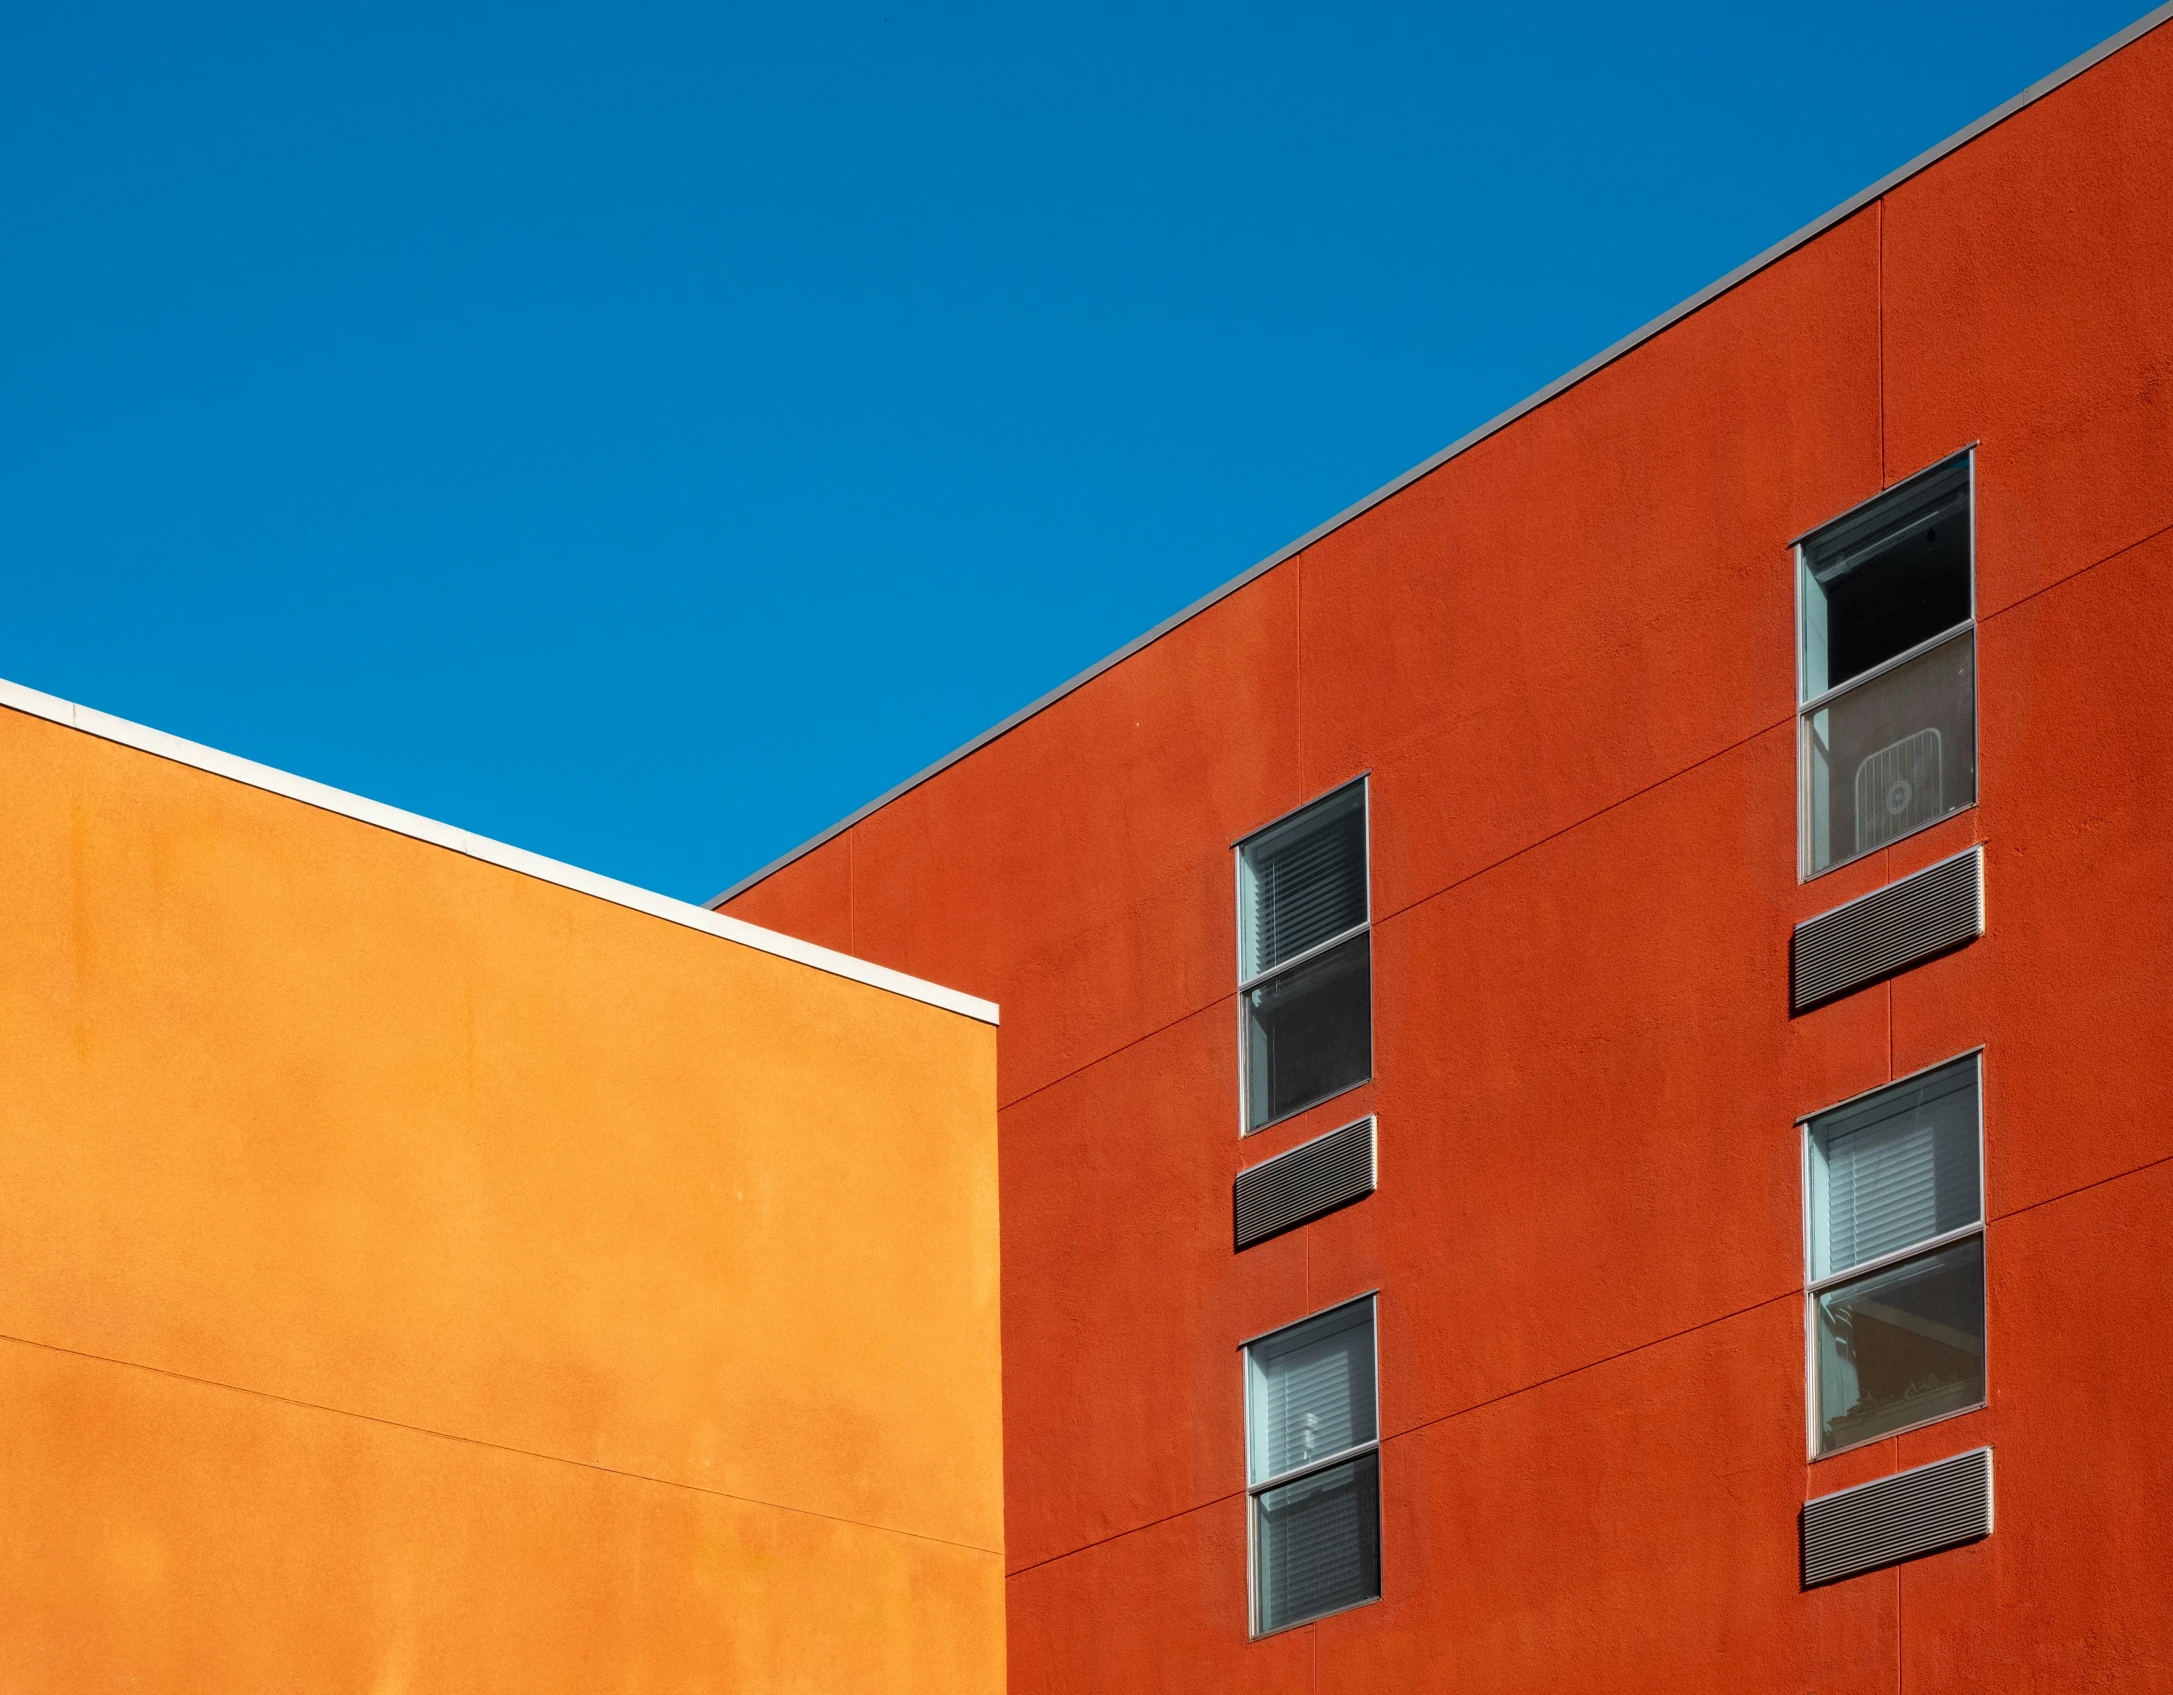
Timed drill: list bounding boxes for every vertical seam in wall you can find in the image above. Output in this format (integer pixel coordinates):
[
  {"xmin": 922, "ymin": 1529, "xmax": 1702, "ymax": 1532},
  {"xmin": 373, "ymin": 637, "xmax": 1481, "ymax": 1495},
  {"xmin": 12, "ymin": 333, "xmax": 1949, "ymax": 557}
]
[
  {"xmin": 847, "ymin": 830, "xmax": 857, "ymax": 953},
  {"xmin": 1877, "ymin": 197, "xmax": 1887, "ymax": 484},
  {"xmin": 1891, "ymin": 1435, "xmax": 1904, "ymax": 1692},
  {"xmin": 1295, "ymin": 553, "xmax": 1306, "ymax": 785}
]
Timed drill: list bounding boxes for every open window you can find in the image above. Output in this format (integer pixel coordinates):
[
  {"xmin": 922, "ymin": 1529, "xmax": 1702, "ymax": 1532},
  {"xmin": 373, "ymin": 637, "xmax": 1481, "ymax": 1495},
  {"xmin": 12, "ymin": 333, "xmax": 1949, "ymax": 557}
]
[{"xmin": 1798, "ymin": 454, "xmax": 1976, "ymax": 877}]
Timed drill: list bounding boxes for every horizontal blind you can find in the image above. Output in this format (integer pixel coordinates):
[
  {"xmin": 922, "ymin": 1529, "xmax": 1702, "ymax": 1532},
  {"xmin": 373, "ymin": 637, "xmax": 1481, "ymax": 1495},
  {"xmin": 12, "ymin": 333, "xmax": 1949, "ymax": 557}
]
[
  {"xmin": 1257, "ymin": 1452, "xmax": 1380, "ymax": 1631},
  {"xmin": 1249, "ymin": 1302, "xmax": 1375, "ymax": 1485},
  {"xmin": 1811, "ymin": 1057, "xmax": 1979, "ymax": 1280},
  {"xmin": 1243, "ymin": 786, "xmax": 1365, "ymax": 978},
  {"xmin": 1259, "ymin": 1337, "xmax": 1360, "ymax": 1478}
]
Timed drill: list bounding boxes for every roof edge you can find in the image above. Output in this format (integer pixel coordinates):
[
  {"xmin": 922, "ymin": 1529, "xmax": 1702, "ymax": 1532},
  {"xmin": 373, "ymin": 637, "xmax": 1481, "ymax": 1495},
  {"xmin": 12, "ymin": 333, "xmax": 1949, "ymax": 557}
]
[
  {"xmin": 0, "ymin": 675, "xmax": 998, "ymax": 1026},
  {"xmin": 708, "ymin": 0, "xmax": 2173, "ymax": 911}
]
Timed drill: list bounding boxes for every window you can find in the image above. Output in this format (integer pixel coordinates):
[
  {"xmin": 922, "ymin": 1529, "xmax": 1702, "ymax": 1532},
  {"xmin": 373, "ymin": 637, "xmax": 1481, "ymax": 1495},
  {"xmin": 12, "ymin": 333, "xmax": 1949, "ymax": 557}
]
[
  {"xmin": 1804, "ymin": 1054, "xmax": 1985, "ymax": 1457},
  {"xmin": 1245, "ymin": 1297, "xmax": 1381, "ymax": 1634},
  {"xmin": 1237, "ymin": 780, "xmax": 1371, "ymax": 1132},
  {"xmin": 1798, "ymin": 454, "xmax": 1976, "ymax": 877}
]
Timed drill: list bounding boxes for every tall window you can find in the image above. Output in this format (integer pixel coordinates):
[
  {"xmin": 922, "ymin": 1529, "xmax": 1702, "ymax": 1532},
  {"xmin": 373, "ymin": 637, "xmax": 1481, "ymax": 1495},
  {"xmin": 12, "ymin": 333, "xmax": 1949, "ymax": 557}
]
[
  {"xmin": 1237, "ymin": 780, "xmax": 1371, "ymax": 1132},
  {"xmin": 1799, "ymin": 453, "xmax": 1976, "ymax": 877},
  {"xmin": 1804, "ymin": 1054, "xmax": 1986, "ymax": 1457},
  {"xmin": 1245, "ymin": 1297, "xmax": 1381, "ymax": 1634}
]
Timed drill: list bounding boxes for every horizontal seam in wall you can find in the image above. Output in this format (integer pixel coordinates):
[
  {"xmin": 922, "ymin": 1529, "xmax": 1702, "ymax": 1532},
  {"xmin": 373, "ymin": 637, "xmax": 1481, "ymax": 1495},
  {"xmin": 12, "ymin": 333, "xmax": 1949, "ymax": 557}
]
[
  {"xmin": 999, "ymin": 993, "xmax": 1236, "ymax": 1116},
  {"xmin": 997, "ymin": 510, "xmax": 2173, "ymax": 1119},
  {"xmin": 1381, "ymin": 1289, "xmax": 1797, "ymax": 1449},
  {"xmin": 1005, "ymin": 1487, "xmax": 1241, "ymax": 1581},
  {"xmin": 993, "ymin": 717, "xmax": 1789, "ymax": 1117},
  {"xmin": 1373, "ymin": 716, "xmax": 1793, "ymax": 933},
  {"xmin": 1010, "ymin": 1148, "xmax": 2173, "ymax": 1581},
  {"xmin": 1991, "ymin": 1145, "xmax": 2173, "ymax": 1228},
  {"xmin": 1006, "ymin": 1290, "xmax": 1796, "ymax": 1581},
  {"xmin": 1980, "ymin": 512, "xmax": 2173, "ymax": 623},
  {"xmin": 0, "ymin": 1328, "xmax": 1003, "ymax": 1561}
]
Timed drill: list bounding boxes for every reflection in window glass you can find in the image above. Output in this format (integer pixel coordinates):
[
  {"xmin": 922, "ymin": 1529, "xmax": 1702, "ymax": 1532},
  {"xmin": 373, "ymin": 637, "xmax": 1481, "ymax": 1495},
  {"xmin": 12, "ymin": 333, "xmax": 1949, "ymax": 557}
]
[
  {"xmin": 1815, "ymin": 1235, "xmax": 1986, "ymax": 1452},
  {"xmin": 1805, "ymin": 1055, "xmax": 1986, "ymax": 1456}
]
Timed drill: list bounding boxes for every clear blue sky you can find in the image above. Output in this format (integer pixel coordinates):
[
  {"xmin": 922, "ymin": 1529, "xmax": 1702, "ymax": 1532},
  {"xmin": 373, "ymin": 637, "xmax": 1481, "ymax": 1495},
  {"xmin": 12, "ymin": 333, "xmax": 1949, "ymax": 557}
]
[{"xmin": 0, "ymin": 1, "xmax": 2143, "ymax": 903}]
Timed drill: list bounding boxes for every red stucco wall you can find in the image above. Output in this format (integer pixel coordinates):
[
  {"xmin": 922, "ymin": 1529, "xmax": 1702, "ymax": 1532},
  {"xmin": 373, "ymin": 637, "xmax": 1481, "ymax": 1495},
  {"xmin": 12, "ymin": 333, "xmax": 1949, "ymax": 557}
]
[{"xmin": 726, "ymin": 23, "xmax": 2173, "ymax": 1691}]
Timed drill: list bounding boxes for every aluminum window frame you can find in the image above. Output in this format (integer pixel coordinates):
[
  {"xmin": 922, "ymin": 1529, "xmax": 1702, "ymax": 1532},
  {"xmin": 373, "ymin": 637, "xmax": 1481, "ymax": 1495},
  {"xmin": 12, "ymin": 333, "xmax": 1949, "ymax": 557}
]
[
  {"xmin": 1240, "ymin": 1291, "xmax": 1384, "ymax": 1639},
  {"xmin": 1799, "ymin": 1049, "xmax": 1988, "ymax": 1462},
  {"xmin": 1794, "ymin": 448, "xmax": 1980, "ymax": 882},
  {"xmin": 1233, "ymin": 775, "xmax": 1374, "ymax": 1137}
]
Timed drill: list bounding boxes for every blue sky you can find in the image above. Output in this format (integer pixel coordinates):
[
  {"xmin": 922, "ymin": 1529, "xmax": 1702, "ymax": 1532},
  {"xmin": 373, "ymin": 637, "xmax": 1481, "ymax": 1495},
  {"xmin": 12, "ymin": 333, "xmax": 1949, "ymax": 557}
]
[{"xmin": 0, "ymin": 1, "xmax": 2142, "ymax": 903}]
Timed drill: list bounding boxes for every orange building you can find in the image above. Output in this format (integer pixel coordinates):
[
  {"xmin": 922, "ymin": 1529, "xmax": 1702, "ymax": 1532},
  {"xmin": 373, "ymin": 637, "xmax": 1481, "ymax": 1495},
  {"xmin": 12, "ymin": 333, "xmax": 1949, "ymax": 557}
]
[
  {"xmin": 718, "ymin": 10, "xmax": 2173, "ymax": 1692},
  {"xmin": 0, "ymin": 680, "xmax": 1005, "ymax": 1691}
]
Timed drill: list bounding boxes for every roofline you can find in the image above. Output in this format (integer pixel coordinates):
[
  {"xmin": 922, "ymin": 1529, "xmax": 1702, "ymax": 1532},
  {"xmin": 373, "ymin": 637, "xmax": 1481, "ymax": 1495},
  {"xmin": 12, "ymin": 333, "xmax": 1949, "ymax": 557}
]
[
  {"xmin": 707, "ymin": 0, "xmax": 2173, "ymax": 912},
  {"xmin": 0, "ymin": 675, "xmax": 998, "ymax": 1026}
]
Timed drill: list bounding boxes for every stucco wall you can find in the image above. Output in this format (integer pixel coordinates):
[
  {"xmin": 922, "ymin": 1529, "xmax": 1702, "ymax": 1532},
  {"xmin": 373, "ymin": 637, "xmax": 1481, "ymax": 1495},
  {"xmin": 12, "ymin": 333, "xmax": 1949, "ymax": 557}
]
[{"xmin": 0, "ymin": 702, "xmax": 1004, "ymax": 1692}]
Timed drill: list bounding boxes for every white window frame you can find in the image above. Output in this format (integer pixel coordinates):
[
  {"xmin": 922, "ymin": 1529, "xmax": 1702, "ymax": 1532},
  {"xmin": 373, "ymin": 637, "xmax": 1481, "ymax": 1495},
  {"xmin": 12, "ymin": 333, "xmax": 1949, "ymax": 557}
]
[
  {"xmin": 1794, "ymin": 448, "xmax": 1980, "ymax": 882},
  {"xmin": 1233, "ymin": 775, "xmax": 1374, "ymax": 1137},
  {"xmin": 1799, "ymin": 1049, "xmax": 1988, "ymax": 1461},
  {"xmin": 1241, "ymin": 1291, "xmax": 1383, "ymax": 1638}
]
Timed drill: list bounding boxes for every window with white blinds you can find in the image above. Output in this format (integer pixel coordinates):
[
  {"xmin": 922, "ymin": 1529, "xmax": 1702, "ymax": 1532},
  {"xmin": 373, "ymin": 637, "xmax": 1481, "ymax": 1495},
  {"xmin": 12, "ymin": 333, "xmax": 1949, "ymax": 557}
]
[
  {"xmin": 1245, "ymin": 1298, "xmax": 1381, "ymax": 1635},
  {"xmin": 1804, "ymin": 1054, "xmax": 1986, "ymax": 1456},
  {"xmin": 1237, "ymin": 781, "xmax": 1371, "ymax": 1132}
]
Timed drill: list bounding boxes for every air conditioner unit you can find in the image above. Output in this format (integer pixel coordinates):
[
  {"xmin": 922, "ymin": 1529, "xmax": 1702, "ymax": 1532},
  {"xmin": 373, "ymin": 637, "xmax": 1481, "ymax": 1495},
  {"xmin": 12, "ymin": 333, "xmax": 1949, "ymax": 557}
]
[{"xmin": 1855, "ymin": 728, "xmax": 1943, "ymax": 853}]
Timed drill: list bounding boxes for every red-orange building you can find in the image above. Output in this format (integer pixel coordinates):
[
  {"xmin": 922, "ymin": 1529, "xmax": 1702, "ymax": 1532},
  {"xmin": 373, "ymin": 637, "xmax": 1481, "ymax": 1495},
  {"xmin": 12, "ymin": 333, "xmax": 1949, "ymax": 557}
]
[{"xmin": 719, "ymin": 10, "xmax": 2173, "ymax": 1690}]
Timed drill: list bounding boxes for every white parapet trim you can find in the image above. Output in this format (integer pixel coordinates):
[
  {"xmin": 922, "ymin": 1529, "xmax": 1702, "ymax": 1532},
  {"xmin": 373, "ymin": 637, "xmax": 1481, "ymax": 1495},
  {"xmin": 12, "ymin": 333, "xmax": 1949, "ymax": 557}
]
[{"xmin": 0, "ymin": 675, "xmax": 998, "ymax": 1027}]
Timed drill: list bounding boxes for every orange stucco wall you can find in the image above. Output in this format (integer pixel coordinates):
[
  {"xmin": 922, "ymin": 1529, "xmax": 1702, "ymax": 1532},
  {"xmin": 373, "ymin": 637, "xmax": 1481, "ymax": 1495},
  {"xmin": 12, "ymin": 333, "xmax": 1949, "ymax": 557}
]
[{"xmin": 0, "ymin": 703, "xmax": 1004, "ymax": 1691}]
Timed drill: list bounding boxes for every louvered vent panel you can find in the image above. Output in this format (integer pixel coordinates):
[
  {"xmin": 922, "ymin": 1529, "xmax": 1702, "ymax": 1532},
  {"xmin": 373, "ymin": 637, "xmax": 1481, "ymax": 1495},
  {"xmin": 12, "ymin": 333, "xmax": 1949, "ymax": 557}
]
[
  {"xmin": 1802, "ymin": 1448, "xmax": 1992, "ymax": 1587},
  {"xmin": 1794, "ymin": 847, "xmax": 1983, "ymax": 1011},
  {"xmin": 1235, "ymin": 1118, "xmax": 1375, "ymax": 1250}
]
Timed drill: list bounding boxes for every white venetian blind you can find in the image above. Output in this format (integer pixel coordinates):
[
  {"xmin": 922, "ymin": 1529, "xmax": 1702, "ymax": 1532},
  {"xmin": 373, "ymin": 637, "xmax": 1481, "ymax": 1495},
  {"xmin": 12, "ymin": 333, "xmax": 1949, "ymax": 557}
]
[
  {"xmin": 1810, "ymin": 1056, "xmax": 1980, "ymax": 1281},
  {"xmin": 1240, "ymin": 784, "xmax": 1366, "ymax": 980},
  {"xmin": 1256, "ymin": 1453, "xmax": 1379, "ymax": 1632},
  {"xmin": 1248, "ymin": 1301, "xmax": 1376, "ymax": 1485}
]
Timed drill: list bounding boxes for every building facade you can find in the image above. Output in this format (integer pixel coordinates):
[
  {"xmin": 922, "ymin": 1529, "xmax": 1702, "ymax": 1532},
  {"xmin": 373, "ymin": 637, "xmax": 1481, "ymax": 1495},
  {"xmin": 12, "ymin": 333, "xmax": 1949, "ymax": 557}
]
[
  {"xmin": 0, "ymin": 682, "xmax": 1006, "ymax": 1691},
  {"xmin": 719, "ymin": 12, "xmax": 2173, "ymax": 1691}
]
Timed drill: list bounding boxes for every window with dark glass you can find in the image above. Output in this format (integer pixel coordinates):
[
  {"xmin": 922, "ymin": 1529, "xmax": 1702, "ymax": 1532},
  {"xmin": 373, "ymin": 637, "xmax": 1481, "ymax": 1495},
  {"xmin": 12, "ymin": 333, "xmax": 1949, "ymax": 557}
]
[
  {"xmin": 1245, "ymin": 1297, "xmax": 1381, "ymax": 1635},
  {"xmin": 1805, "ymin": 1054, "xmax": 1986, "ymax": 1457},
  {"xmin": 1799, "ymin": 454, "xmax": 1976, "ymax": 877},
  {"xmin": 1237, "ymin": 781, "xmax": 1370, "ymax": 1132}
]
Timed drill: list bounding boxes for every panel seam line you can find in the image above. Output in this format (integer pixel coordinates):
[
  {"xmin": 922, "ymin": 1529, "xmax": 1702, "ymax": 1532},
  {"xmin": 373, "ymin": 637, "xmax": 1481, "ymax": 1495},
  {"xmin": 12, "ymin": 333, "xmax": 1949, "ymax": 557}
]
[
  {"xmin": 1990, "ymin": 1145, "xmax": 2173, "ymax": 1226},
  {"xmin": 1009, "ymin": 1139, "xmax": 2173, "ymax": 1580},
  {"xmin": 1008, "ymin": 1289, "xmax": 1798, "ymax": 1581},
  {"xmin": 994, "ymin": 515, "xmax": 2173, "ymax": 1118},
  {"xmin": 0, "ymin": 1328, "xmax": 1003, "ymax": 1559}
]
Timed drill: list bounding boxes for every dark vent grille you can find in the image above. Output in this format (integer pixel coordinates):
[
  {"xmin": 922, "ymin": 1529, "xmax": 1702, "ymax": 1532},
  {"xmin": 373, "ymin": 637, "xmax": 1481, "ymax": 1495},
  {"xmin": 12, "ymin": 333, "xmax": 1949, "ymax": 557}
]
[
  {"xmin": 1235, "ymin": 1118, "xmax": 1375, "ymax": 1250},
  {"xmin": 1802, "ymin": 1447, "xmax": 1992, "ymax": 1587},
  {"xmin": 1794, "ymin": 847, "xmax": 1983, "ymax": 1011}
]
